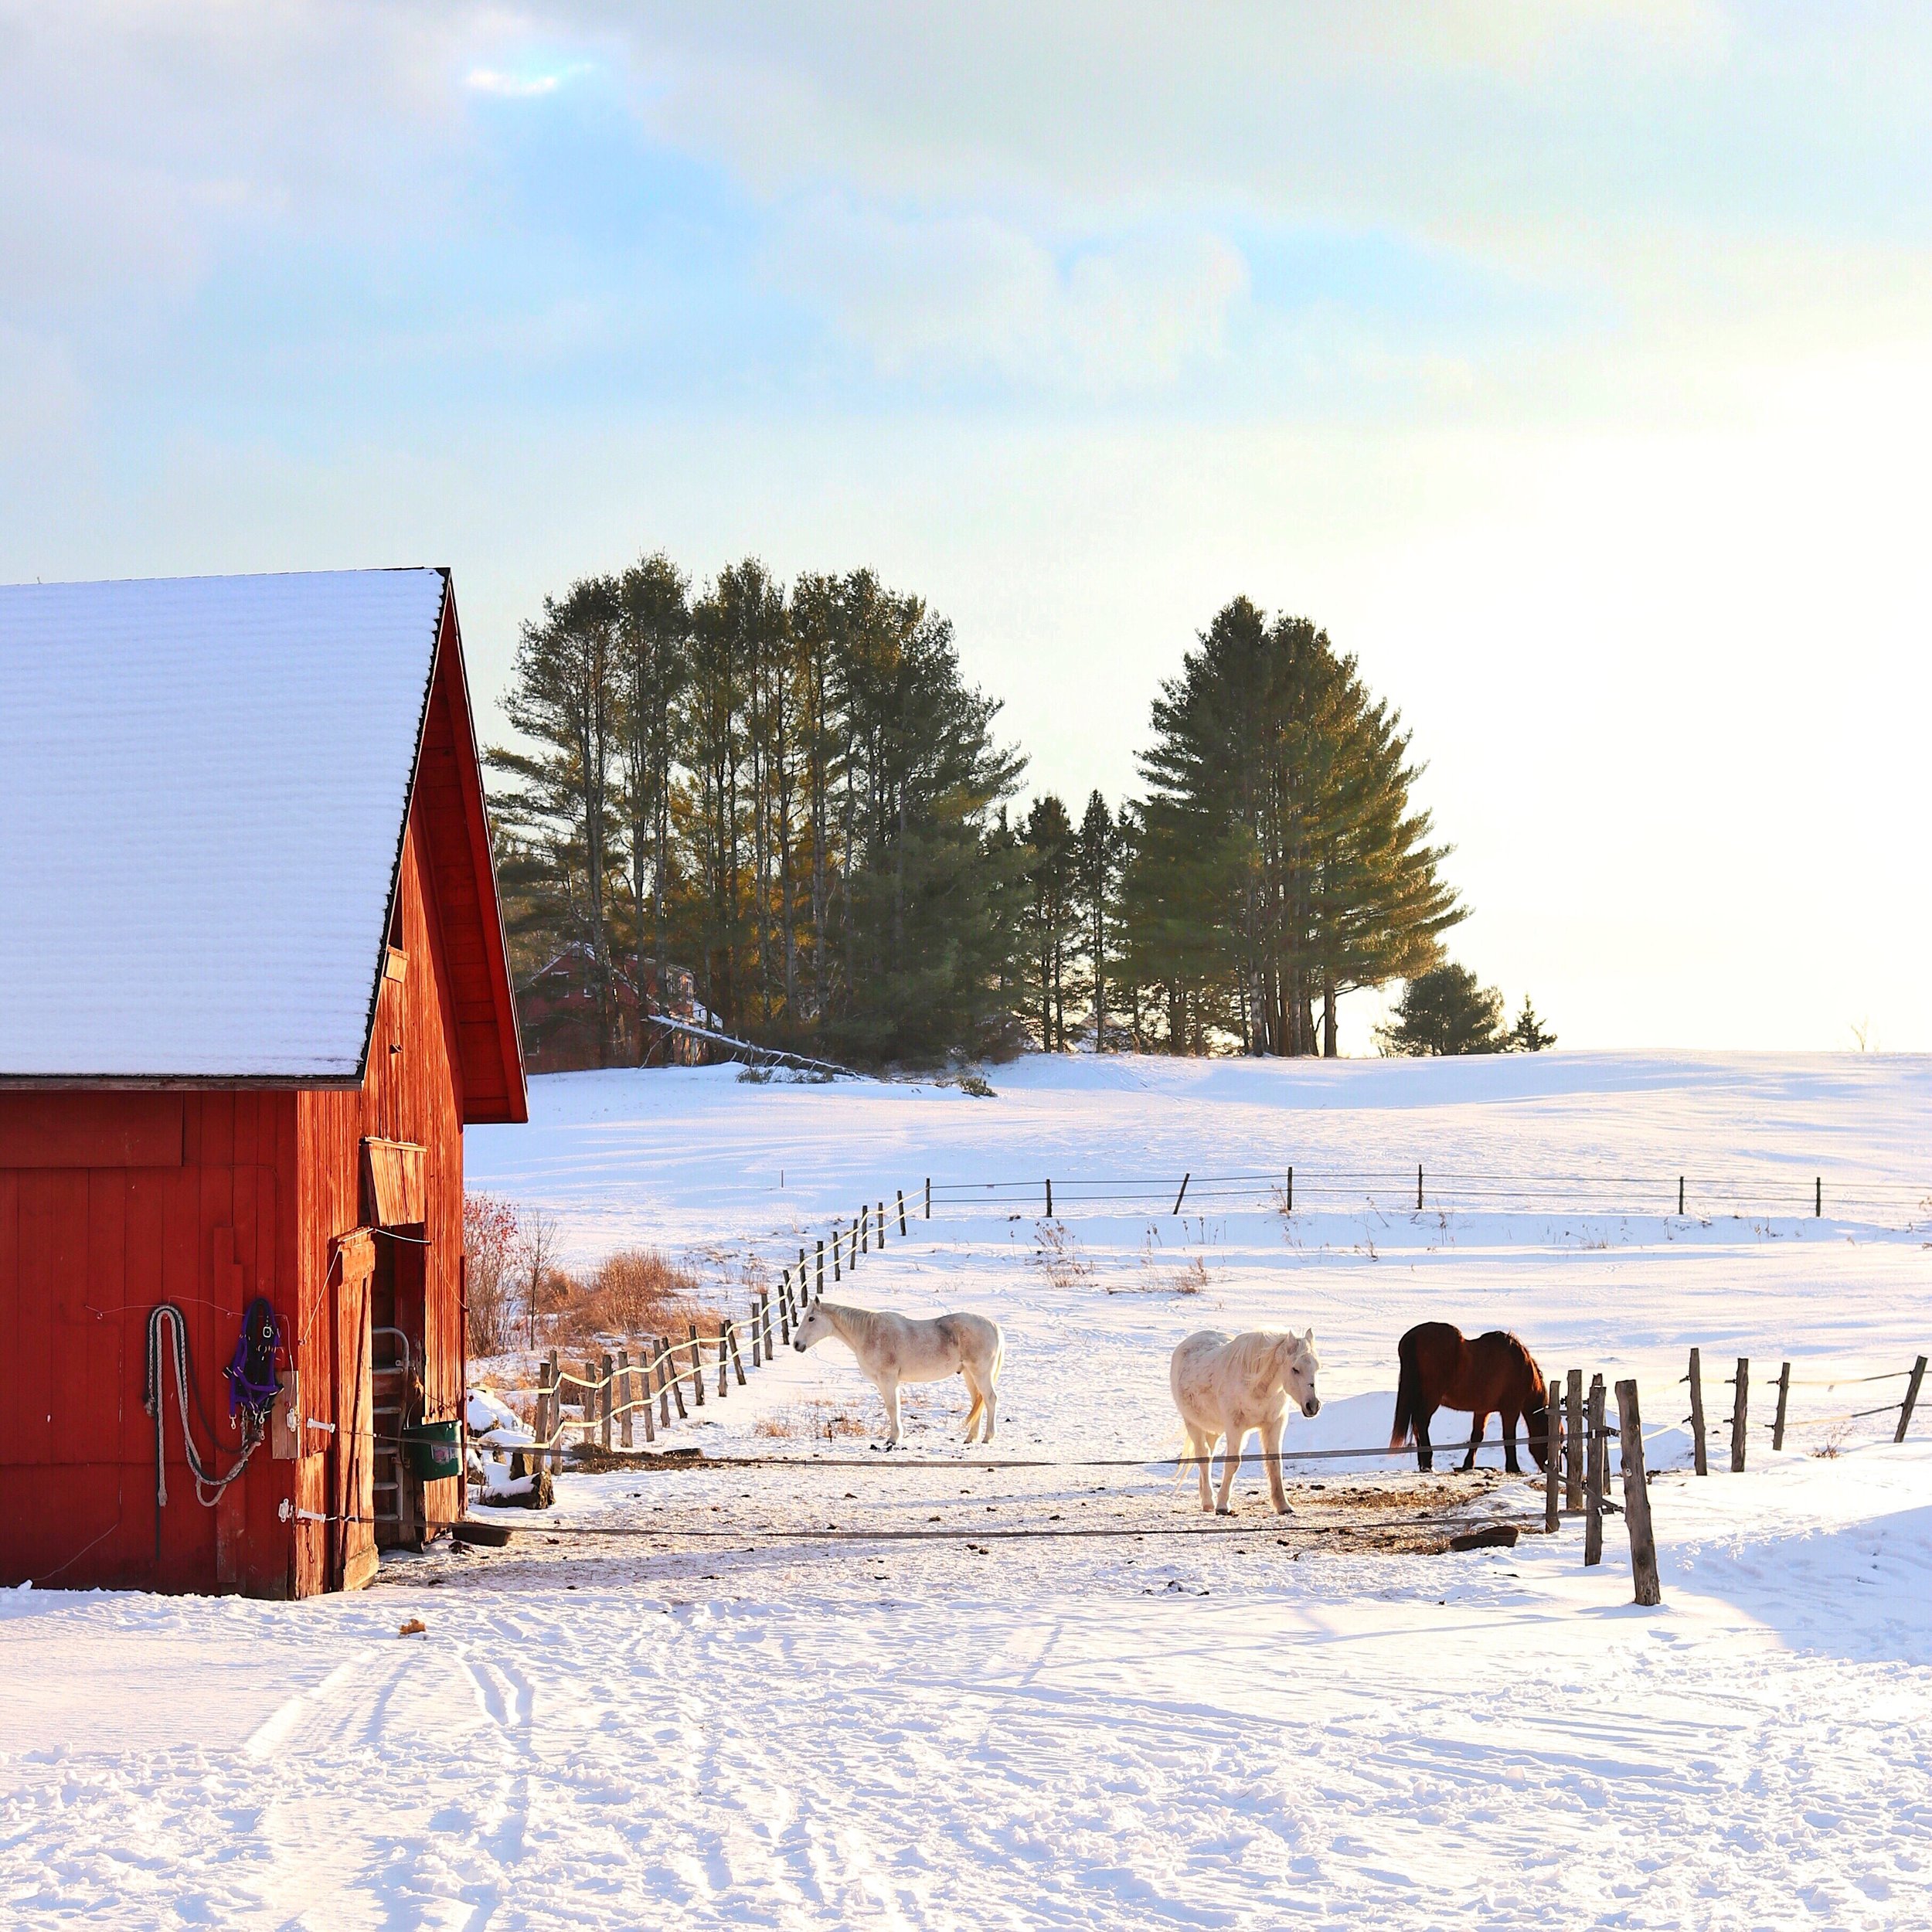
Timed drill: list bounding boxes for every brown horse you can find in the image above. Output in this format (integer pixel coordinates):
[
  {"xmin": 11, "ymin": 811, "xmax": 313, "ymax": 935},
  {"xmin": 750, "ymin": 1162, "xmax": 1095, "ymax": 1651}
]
[{"xmin": 1389, "ymin": 1322, "xmax": 1550, "ymax": 1474}]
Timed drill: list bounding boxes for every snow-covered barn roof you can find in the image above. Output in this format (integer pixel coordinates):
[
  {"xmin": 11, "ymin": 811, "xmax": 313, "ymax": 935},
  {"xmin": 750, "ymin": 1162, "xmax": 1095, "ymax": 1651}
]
[{"xmin": 0, "ymin": 568, "xmax": 526, "ymax": 1114}]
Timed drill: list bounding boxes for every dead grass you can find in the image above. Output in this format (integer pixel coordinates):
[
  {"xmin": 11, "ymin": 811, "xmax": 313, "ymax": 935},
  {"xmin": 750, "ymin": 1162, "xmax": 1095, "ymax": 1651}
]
[
  {"xmin": 1031, "ymin": 1219, "xmax": 1094, "ymax": 1288},
  {"xmin": 753, "ymin": 1400, "xmax": 872, "ymax": 1443},
  {"xmin": 553, "ymin": 1248, "xmax": 719, "ymax": 1349}
]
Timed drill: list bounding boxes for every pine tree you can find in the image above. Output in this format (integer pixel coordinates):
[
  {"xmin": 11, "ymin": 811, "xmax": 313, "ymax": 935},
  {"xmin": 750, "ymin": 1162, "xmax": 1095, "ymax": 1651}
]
[
  {"xmin": 1504, "ymin": 995, "xmax": 1556, "ymax": 1053},
  {"xmin": 1022, "ymin": 795, "xmax": 1076, "ymax": 1049},
  {"xmin": 1073, "ymin": 791, "xmax": 1117, "ymax": 1049},
  {"xmin": 488, "ymin": 575, "xmax": 624, "ymax": 1063},
  {"xmin": 1375, "ymin": 964, "xmax": 1504, "ymax": 1056},
  {"xmin": 615, "ymin": 553, "xmax": 690, "ymax": 1056},
  {"xmin": 1124, "ymin": 597, "xmax": 1463, "ymax": 1056}
]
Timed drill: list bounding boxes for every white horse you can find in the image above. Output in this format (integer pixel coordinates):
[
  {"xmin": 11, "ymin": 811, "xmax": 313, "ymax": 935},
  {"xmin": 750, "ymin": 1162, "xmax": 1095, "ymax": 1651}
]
[
  {"xmin": 792, "ymin": 1300, "xmax": 1005, "ymax": 1446},
  {"xmin": 1169, "ymin": 1327, "xmax": 1321, "ymax": 1515}
]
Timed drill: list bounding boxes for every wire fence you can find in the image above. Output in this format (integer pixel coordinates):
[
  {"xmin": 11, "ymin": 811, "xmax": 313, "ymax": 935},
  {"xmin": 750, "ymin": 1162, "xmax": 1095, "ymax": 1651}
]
[{"xmin": 927, "ymin": 1167, "xmax": 1931, "ymax": 1226}]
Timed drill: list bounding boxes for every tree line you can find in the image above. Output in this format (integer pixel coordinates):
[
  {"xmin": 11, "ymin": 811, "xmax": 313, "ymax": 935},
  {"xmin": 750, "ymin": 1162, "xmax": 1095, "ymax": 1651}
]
[{"xmin": 489, "ymin": 558, "xmax": 1536, "ymax": 1063}]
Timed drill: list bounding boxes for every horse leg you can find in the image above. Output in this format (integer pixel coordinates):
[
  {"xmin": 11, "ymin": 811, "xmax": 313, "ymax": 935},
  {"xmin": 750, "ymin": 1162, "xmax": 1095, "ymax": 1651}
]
[
  {"xmin": 876, "ymin": 1377, "xmax": 903, "ymax": 1447},
  {"xmin": 1264, "ymin": 1419, "xmax": 1291, "ymax": 1514},
  {"xmin": 1190, "ymin": 1429, "xmax": 1214, "ymax": 1512},
  {"xmin": 961, "ymin": 1385, "xmax": 984, "ymax": 1442},
  {"xmin": 980, "ymin": 1380, "xmax": 997, "ymax": 1444},
  {"xmin": 1461, "ymin": 1410, "xmax": 1485, "ymax": 1472},
  {"xmin": 1215, "ymin": 1429, "xmax": 1241, "ymax": 1515},
  {"xmin": 1415, "ymin": 1406, "xmax": 1435, "ymax": 1474},
  {"xmin": 1501, "ymin": 1408, "xmax": 1522, "ymax": 1475}
]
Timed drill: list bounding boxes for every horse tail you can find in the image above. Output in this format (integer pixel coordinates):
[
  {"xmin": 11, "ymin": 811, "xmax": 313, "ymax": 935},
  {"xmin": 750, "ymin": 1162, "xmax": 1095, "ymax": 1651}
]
[{"xmin": 1389, "ymin": 1332, "xmax": 1422, "ymax": 1451}]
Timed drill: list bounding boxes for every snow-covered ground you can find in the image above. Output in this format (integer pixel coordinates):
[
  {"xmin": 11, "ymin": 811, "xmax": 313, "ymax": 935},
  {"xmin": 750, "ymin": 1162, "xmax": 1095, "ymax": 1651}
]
[{"xmin": 6, "ymin": 1052, "xmax": 1930, "ymax": 1928}]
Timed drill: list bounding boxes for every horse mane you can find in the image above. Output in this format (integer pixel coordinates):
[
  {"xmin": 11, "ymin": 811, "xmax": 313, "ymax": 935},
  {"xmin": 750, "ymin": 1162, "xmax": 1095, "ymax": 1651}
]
[{"xmin": 813, "ymin": 1300, "xmax": 877, "ymax": 1351}]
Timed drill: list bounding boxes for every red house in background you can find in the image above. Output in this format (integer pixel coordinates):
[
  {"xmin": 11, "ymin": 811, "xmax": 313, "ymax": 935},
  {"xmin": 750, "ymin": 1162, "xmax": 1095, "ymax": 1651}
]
[
  {"xmin": 517, "ymin": 945, "xmax": 710, "ymax": 1073},
  {"xmin": 0, "ymin": 569, "xmax": 526, "ymax": 1597}
]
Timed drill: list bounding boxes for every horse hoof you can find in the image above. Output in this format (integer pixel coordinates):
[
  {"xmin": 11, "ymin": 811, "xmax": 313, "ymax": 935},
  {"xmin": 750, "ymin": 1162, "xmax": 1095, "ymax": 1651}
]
[{"xmin": 1215, "ymin": 1506, "xmax": 1233, "ymax": 1517}]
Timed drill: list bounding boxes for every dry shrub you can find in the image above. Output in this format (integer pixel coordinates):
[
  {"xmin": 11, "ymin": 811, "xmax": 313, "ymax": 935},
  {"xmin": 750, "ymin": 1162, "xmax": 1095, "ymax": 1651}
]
[
  {"xmin": 555, "ymin": 1247, "xmax": 713, "ymax": 1346},
  {"xmin": 1032, "ymin": 1219, "xmax": 1093, "ymax": 1288},
  {"xmin": 754, "ymin": 1400, "xmax": 870, "ymax": 1442}
]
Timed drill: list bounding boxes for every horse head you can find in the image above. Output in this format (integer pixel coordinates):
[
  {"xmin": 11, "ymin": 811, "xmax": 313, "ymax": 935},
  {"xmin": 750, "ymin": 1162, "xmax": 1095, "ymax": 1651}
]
[
  {"xmin": 1277, "ymin": 1328, "xmax": 1322, "ymax": 1419},
  {"xmin": 1523, "ymin": 1367, "xmax": 1553, "ymax": 1471},
  {"xmin": 792, "ymin": 1301, "xmax": 834, "ymax": 1352}
]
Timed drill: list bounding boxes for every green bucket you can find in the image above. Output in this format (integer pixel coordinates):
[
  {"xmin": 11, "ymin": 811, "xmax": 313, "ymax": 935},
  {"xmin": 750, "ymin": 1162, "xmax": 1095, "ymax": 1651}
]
[{"xmin": 401, "ymin": 1419, "xmax": 461, "ymax": 1481}]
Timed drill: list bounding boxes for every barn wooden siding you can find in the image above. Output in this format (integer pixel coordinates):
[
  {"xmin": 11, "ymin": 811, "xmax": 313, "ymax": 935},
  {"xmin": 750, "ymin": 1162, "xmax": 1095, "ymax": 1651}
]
[{"xmin": 0, "ymin": 623, "xmax": 502, "ymax": 1596}]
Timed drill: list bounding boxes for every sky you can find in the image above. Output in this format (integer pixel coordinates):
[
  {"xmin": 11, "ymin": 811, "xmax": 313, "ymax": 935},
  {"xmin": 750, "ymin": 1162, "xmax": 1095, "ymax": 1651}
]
[{"xmin": 4, "ymin": 2, "xmax": 1930, "ymax": 1053}]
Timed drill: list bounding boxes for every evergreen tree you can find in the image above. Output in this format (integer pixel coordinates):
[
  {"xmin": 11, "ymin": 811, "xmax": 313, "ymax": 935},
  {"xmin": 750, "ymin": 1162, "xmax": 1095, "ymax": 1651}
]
[
  {"xmin": 488, "ymin": 575, "xmax": 624, "ymax": 1063},
  {"xmin": 1073, "ymin": 791, "xmax": 1117, "ymax": 1049},
  {"xmin": 615, "ymin": 553, "xmax": 690, "ymax": 1055},
  {"xmin": 1022, "ymin": 794, "xmax": 1076, "ymax": 1049},
  {"xmin": 1126, "ymin": 597, "xmax": 1462, "ymax": 1056},
  {"xmin": 1504, "ymin": 995, "xmax": 1557, "ymax": 1053},
  {"xmin": 1375, "ymin": 963, "xmax": 1504, "ymax": 1056}
]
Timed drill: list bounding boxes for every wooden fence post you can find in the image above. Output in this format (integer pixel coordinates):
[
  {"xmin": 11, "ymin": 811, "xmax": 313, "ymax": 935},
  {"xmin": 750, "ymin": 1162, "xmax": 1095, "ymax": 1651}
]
[
  {"xmin": 1687, "ymin": 1347, "xmax": 1707, "ymax": 1476},
  {"xmin": 717, "ymin": 1326, "xmax": 730, "ymax": 1398},
  {"xmin": 729, "ymin": 1321, "xmax": 747, "ymax": 1386},
  {"xmin": 1417, "ymin": 1164, "xmax": 1423, "ymax": 1213},
  {"xmin": 580, "ymin": 1361, "xmax": 596, "ymax": 1447},
  {"xmin": 1730, "ymin": 1358, "xmax": 1749, "ymax": 1473},
  {"xmin": 1544, "ymin": 1371, "xmax": 1560, "ymax": 1532},
  {"xmin": 1772, "ymin": 1362, "xmax": 1791, "ymax": 1451},
  {"xmin": 798, "ymin": 1249, "xmax": 809, "ymax": 1308},
  {"xmin": 762, "ymin": 1291, "xmax": 774, "ymax": 1359},
  {"xmin": 600, "ymin": 1352, "xmax": 614, "ymax": 1451},
  {"xmin": 1897, "ymin": 1355, "xmax": 1928, "ymax": 1444},
  {"xmin": 861, "ymin": 1208, "xmax": 868, "ymax": 1254},
  {"xmin": 617, "ymin": 1348, "xmax": 633, "ymax": 1447},
  {"xmin": 640, "ymin": 1355, "xmax": 655, "ymax": 1443},
  {"xmin": 536, "ymin": 1356, "xmax": 555, "ymax": 1472},
  {"xmin": 1584, "ymin": 1376, "xmax": 1606, "ymax": 1567},
  {"xmin": 816, "ymin": 1240, "xmax": 825, "ymax": 1296},
  {"xmin": 1614, "ymin": 1379, "xmax": 1663, "ymax": 1606},
  {"xmin": 832, "ymin": 1228, "xmax": 841, "ymax": 1282},
  {"xmin": 896, "ymin": 1189, "xmax": 907, "ymax": 1236},
  {"xmin": 1565, "ymin": 1368, "xmax": 1584, "ymax": 1514},
  {"xmin": 924, "ymin": 1177, "xmax": 931, "ymax": 1219},
  {"xmin": 655, "ymin": 1341, "xmax": 672, "ymax": 1427},
  {"xmin": 667, "ymin": 1341, "xmax": 688, "ymax": 1421},
  {"xmin": 877, "ymin": 1200, "xmax": 885, "ymax": 1246},
  {"xmin": 546, "ymin": 1349, "xmax": 561, "ymax": 1473},
  {"xmin": 1815, "ymin": 1175, "xmax": 1821, "ymax": 1218},
  {"xmin": 1678, "ymin": 1175, "xmax": 1685, "ymax": 1216},
  {"xmin": 1286, "ymin": 1165, "xmax": 1293, "ymax": 1213},
  {"xmin": 1173, "ymin": 1172, "xmax": 1190, "ymax": 1216},
  {"xmin": 688, "ymin": 1323, "xmax": 705, "ymax": 1406},
  {"xmin": 777, "ymin": 1275, "xmax": 791, "ymax": 1346},
  {"xmin": 1046, "ymin": 1179, "xmax": 1053, "ymax": 1218}
]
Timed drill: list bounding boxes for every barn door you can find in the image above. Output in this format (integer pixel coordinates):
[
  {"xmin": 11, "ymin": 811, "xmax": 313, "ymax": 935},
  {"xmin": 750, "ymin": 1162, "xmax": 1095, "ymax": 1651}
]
[{"xmin": 331, "ymin": 1233, "xmax": 378, "ymax": 1591}]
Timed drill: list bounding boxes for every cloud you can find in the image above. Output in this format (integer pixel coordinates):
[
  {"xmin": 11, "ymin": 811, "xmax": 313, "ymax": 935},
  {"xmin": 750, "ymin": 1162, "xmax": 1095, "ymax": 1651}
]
[
  {"xmin": 465, "ymin": 62, "xmax": 593, "ymax": 99},
  {"xmin": 766, "ymin": 199, "xmax": 1248, "ymax": 393}
]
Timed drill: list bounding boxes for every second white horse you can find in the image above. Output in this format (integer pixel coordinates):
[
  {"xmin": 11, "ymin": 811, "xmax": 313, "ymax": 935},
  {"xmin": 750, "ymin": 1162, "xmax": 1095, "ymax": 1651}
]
[
  {"xmin": 1169, "ymin": 1327, "xmax": 1321, "ymax": 1514},
  {"xmin": 792, "ymin": 1299, "xmax": 1005, "ymax": 1446}
]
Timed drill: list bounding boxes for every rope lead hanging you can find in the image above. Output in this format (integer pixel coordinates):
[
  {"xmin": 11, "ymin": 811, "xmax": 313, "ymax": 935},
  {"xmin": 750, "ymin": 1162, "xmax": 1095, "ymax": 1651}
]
[{"xmin": 146, "ymin": 1303, "xmax": 264, "ymax": 1515}]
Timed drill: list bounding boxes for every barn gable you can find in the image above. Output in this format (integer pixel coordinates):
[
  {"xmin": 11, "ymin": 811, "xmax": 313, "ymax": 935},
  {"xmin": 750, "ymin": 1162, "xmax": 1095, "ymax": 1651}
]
[{"xmin": 0, "ymin": 568, "xmax": 525, "ymax": 1124}]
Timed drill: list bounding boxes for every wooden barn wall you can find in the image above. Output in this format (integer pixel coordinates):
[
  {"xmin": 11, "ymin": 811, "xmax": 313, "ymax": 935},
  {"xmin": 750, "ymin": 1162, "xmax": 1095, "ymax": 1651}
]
[
  {"xmin": 296, "ymin": 796, "xmax": 469, "ymax": 1568},
  {"xmin": 0, "ymin": 1089, "xmax": 301, "ymax": 1594},
  {"xmin": 1, "ymin": 753, "xmax": 477, "ymax": 1595}
]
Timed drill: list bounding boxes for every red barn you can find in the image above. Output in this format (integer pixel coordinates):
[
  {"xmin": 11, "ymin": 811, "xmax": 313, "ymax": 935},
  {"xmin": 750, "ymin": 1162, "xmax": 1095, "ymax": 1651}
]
[{"xmin": 0, "ymin": 568, "xmax": 526, "ymax": 1597}]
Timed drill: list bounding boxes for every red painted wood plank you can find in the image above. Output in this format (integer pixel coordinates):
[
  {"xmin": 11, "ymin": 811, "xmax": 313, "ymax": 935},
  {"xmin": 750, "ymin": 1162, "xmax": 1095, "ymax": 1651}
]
[
  {"xmin": 0, "ymin": 1094, "xmax": 184, "ymax": 1168},
  {"xmin": 85, "ymin": 1171, "xmax": 128, "ymax": 1490},
  {"xmin": 0, "ymin": 1173, "xmax": 18, "ymax": 1471},
  {"xmin": 122, "ymin": 1170, "xmax": 168, "ymax": 1468}
]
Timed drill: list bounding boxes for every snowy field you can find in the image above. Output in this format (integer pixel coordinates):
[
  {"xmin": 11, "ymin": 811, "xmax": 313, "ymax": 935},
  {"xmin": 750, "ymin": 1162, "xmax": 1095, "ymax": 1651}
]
[{"xmin": 6, "ymin": 1051, "xmax": 1931, "ymax": 1929}]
